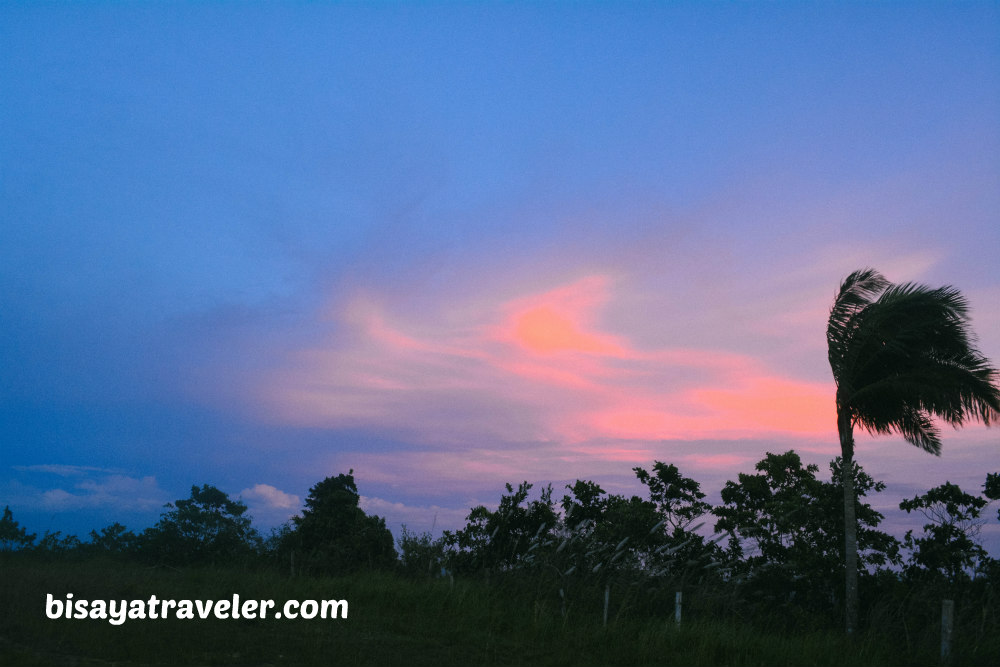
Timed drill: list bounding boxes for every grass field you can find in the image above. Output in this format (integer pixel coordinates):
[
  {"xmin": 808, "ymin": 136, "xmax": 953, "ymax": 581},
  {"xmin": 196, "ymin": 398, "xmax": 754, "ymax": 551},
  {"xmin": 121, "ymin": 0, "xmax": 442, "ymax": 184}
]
[{"xmin": 0, "ymin": 557, "xmax": 949, "ymax": 667}]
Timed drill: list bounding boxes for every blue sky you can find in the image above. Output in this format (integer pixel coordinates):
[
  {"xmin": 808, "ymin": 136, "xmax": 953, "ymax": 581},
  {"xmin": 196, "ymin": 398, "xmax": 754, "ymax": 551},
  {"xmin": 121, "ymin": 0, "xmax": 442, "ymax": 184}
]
[{"xmin": 2, "ymin": 2, "xmax": 999, "ymax": 552}]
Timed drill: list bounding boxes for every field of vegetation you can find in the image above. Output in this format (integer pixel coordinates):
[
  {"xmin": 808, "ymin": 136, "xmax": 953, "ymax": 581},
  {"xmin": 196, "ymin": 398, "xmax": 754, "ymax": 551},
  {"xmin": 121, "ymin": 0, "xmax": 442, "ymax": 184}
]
[
  {"xmin": 2, "ymin": 453, "xmax": 999, "ymax": 666},
  {"xmin": 0, "ymin": 557, "xmax": 948, "ymax": 667}
]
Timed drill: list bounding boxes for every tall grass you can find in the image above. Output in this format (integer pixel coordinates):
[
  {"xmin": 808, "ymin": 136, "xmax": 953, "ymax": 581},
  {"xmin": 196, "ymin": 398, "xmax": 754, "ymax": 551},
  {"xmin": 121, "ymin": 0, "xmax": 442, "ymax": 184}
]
[{"xmin": 0, "ymin": 556, "xmax": 935, "ymax": 667}]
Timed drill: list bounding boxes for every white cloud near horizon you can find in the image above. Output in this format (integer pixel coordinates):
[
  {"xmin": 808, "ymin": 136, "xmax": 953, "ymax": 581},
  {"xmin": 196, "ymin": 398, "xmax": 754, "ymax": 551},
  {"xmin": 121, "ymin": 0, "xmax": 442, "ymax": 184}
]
[
  {"xmin": 3, "ymin": 474, "xmax": 167, "ymax": 513},
  {"xmin": 359, "ymin": 495, "xmax": 472, "ymax": 537},
  {"xmin": 239, "ymin": 483, "xmax": 300, "ymax": 510},
  {"xmin": 238, "ymin": 483, "xmax": 302, "ymax": 528}
]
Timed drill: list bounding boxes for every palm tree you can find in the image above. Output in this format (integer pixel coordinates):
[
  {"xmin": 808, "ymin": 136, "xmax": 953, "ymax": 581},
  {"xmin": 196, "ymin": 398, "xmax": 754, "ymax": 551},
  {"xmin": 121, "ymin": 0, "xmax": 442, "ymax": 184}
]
[{"xmin": 827, "ymin": 268, "xmax": 1000, "ymax": 635}]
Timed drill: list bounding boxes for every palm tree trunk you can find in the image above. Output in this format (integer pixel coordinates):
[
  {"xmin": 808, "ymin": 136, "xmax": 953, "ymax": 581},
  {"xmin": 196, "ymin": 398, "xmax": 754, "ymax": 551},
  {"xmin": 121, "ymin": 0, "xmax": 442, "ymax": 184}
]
[{"xmin": 839, "ymin": 411, "xmax": 859, "ymax": 635}]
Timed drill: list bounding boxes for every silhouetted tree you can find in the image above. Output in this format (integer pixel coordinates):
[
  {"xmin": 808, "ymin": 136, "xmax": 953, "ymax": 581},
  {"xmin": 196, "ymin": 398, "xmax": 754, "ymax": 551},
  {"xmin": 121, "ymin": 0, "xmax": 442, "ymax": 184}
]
[
  {"xmin": 0, "ymin": 506, "xmax": 36, "ymax": 552},
  {"xmin": 713, "ymin": 451, "xmax": 899, "ymax": 619},
  {"xmin": 985, "ymin": 472, "xmax": 1000, "ymax": 521},
  {"xmin": 397, "ymin": 525, "xmax": 447, "ymax": 577},
  {"xmin": 634, "ymin": 461, "xmax": 713, "ymax": 535},
  {"xmin": 561, "ymin": 485, "xmax": 663, "ymax": 572},
  {"xmin": 444, "ymin": 481, "xmax": 557, "ymax": 573},
  {"xmin": 900, "ymin": 481, "xmax": 991, "ymax": 585},
  {"xmin": 826, "ymin": 268, "xmax": 1000, "ymax": 633},
  {"xmin": 141, "ymin": 484, "xmax": 259, "ymax": 565},
  {"xmin": 290, "ymin": 470, "xmax": 396, "ymax": 574},
  {"xmin": 34, "ymin": 531, "xmax": 82, "ymax": 554},
  {"xmin": 88, "ymin": 522, "xmax": 139, "ymax": 555},
  {"xmin": 632, "ymin": 462, "xmax": 722, "ymax": 576}
]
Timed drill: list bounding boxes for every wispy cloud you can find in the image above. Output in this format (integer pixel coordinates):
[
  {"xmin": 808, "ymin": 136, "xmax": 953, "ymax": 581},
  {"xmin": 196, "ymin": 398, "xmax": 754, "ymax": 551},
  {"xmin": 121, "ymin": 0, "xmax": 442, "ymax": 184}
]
[
  {"xmin": 4, "ymin": 473, "xmax": 167, "ymax": 513},
  {"xmin": 261, "ymin": 272, "xmax": 837, "ymax": 452},
  {"xmin": 12, "ymin": 464, "xmax": 126, "ymax": 477}
]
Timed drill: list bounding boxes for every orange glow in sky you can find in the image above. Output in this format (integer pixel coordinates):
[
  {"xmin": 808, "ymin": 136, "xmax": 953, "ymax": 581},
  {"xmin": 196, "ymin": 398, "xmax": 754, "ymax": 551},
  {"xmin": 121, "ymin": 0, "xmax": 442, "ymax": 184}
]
[
  {"xmin": 589, "ymin": 409, "xmax": 685, "ymax": 440},
  {"xmin": 694, "ymin": 377, "xmax": 834, "ymax": 435},
  {"xmin": 514, "ymin": 306, "xmax": 624, "ymax": 355},
  {"xmin": 262, "ymin": 273, "xmax": 840, "ymax": 456}
]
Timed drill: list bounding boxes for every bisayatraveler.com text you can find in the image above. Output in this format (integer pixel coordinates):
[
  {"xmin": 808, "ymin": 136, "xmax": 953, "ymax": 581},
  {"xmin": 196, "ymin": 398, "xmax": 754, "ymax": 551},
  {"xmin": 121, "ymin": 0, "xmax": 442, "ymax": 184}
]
[{"xmin": 45, "ymin": 593, "xmax": 348, "ymax": 625}]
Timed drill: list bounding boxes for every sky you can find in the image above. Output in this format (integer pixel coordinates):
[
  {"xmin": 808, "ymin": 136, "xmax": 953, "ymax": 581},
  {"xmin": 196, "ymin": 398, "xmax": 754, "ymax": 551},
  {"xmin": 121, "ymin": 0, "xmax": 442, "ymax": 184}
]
[{"xmin": 2, "ymin": 2, "xmax": 999, "ymax": 555}]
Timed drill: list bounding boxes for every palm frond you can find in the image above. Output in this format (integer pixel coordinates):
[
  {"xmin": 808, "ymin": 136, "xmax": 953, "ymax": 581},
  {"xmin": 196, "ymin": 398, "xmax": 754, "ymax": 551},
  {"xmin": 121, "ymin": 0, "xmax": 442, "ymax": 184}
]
[
  {"xmin": 829, "ymin": 268, "xmax": 1000, "ymax": 456},
  {"xmin": 856, "ymin": 404, "xmax": 941, "ymax": 455},
  {"xmin": 827, "ymin": 268, "xmax": 890, "ymax": 390}
]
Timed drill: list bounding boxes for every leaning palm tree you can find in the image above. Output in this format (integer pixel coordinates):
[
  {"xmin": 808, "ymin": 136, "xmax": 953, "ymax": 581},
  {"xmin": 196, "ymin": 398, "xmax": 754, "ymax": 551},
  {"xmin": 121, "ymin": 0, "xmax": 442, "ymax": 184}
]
[{"xmin": 827, "ymin": 268, "xmax": 1000, "ymax": 635}]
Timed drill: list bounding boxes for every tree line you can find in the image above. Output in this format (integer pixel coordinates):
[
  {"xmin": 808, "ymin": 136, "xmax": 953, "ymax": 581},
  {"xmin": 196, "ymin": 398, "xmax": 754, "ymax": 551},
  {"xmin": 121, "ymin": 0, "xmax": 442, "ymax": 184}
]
[
  {"xmin": 0, "ymin": 470, "xmax": 395, "ymax": 571},
  {"xmin": 3, "ymin": 456, "xmax": 999, "ymax": 636}
]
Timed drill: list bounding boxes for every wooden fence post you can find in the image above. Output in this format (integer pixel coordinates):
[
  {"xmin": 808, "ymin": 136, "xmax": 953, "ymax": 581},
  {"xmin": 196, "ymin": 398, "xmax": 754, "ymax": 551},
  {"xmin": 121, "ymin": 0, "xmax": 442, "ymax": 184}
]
[
  {"xmin": 941, "ymin": 599, "xmax": 954, "ymax": 666},
  {"xmin": 603, "ymin": 585, "xmax": 610, "ymax": 628},
  {"xmin": 675, "ymin": 591, "xmax": 682, "ymax": 626}
]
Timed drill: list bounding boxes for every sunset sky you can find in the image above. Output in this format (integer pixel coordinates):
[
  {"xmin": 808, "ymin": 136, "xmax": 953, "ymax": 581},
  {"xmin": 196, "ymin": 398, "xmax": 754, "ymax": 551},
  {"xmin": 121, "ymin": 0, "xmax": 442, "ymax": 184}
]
[{"xmin": 2, "ymin": 2, "xmax": 999, "ymax": 553}]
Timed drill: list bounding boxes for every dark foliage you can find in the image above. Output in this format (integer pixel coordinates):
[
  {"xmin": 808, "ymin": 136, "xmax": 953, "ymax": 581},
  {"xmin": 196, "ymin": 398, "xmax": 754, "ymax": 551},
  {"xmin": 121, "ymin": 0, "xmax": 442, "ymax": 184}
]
[
  {"xmin": 900, "ymin": 481, "xmax": 992, "ymax": 586},
  {"xmin": 442, "ymin": 481, "xmax": 558, "ymax": 573},
  {"xmin": 87, "ymin": 522, "xmax": 139, "ymax": 555},
  {"xmin": 4, "ymin": 458, "xmax": 998, "ymax": 661},
  {"xmin": 0, "ymin": 506, "xmax": 36, "ymax": 552},
  {"xmin": 713, "ymin": 451, "xmax": 900, "ymax": 626},
  {"xmin": 285, "ymin": 470, "xmax": 396, "ymax": 574},
  {"xmin": 140, "ymin": 484, "xmax": 260, "ymax": 565}
]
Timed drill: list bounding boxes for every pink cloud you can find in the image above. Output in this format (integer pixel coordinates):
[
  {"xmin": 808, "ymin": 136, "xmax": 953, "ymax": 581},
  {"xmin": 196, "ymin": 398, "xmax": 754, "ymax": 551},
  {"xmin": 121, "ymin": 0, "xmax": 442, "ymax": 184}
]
[
  {"xmin": 493, "ymin": 276, "xmax": 632, "ymax": 357},
  {"xmin": 691, "ymin": 376, "xmax": 835, "ymax": 436},
  {"xmin": 258, "ymin": 273, "xmax": 839, "ymax": 466}
]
